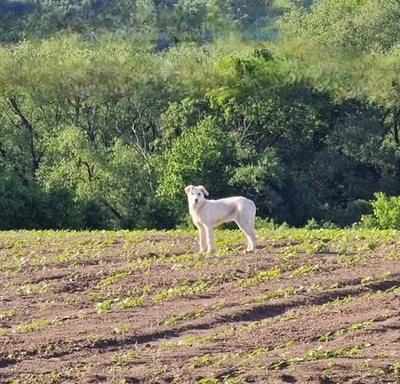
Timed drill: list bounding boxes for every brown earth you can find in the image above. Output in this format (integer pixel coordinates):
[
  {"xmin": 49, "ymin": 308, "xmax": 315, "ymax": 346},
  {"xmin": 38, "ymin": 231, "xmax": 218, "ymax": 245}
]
[{"xmin": 0, "ymin": 229, "xmax": 400, "ymax": 384}]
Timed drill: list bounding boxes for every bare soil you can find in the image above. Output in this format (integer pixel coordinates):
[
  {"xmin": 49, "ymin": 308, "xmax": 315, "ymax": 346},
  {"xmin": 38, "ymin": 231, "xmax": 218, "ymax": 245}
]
[{"xmin": 0, "ymin": 229, "xmax": 399, "ymax": 384}]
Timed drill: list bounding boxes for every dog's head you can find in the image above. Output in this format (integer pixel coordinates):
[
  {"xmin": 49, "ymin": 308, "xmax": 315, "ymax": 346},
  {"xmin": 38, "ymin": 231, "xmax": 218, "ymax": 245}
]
[{"xmin": 184, "ymin": 185, "xmax": 209, "ymax": 209}]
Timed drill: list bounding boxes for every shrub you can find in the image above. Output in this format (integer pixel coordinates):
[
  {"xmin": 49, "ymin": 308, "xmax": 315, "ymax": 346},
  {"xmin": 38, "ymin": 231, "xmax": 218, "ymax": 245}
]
[
  {"xmin": 136, "ymin": 197, "xmax": 184, "ymax": 230},
  {"xmin": 157, "ymin": 117, "xmax": 237, "ymax": 200},
  {"xmin": 369, "ymin": 192, "xmax": 400, "ymax": 229},
  {"xmin": 327, "ymin": 199, "xmax": 372, "ymax": 227},
  {"xmin": 81, "ymin": 199, "xmax": 117, "ymax": 230}
]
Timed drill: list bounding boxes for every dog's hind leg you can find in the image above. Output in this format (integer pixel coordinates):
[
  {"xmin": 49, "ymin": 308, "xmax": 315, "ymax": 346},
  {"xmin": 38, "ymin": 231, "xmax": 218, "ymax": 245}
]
[
  {"xmin": 247, "ymin": 228, "xmax": 256, "ymax": 252},
  {"xmin": 237, "ymin": 221, "xmax": 256, "ymax": 252}
]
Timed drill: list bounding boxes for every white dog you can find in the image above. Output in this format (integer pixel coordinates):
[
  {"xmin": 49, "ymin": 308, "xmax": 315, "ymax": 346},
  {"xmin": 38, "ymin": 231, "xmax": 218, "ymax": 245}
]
[{"xmin": 185, "ymin": 185, "xmax": 256, "ymax": 253}]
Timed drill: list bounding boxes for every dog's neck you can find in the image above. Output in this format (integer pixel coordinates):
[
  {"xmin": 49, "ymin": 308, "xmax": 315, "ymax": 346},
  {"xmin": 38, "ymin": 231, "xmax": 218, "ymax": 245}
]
[{"xmin": 189, "ymin": 199, "xmax": 205, "ymax": 215}]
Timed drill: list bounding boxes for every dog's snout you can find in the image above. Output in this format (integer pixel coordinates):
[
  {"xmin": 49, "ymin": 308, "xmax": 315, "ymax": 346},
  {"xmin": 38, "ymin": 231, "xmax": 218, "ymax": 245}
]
[{"xmin": 194, "ymin": 198, "xmax": 198, "ymax": 203}]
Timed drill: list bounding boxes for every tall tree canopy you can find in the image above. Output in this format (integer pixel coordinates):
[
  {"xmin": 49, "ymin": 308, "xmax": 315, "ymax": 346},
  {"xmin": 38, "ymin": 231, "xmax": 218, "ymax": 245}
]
[{"xmin": 1, "ymin": 0, "xmax": 400, "ymax": 229}]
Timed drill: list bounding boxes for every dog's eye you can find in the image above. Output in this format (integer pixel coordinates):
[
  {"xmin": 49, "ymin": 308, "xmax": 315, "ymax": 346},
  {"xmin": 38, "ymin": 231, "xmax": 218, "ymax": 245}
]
[{"xmin": 198, "ymin": 193, "xmax": 201, "ymax": 196}]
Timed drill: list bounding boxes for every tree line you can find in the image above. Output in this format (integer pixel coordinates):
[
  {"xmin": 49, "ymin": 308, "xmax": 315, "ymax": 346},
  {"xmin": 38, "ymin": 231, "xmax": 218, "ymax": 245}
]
[{"xmin": 1, "ymin": 0, "xmax": 400, "ymax": 230}]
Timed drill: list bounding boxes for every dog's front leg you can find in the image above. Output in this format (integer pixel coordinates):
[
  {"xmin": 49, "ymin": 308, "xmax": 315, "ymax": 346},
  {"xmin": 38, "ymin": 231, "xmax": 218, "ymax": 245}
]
[
  {"xmin": 198, "ymin": 224, "xmax": 207, "ymax": 252},
  {"xmin": 205, "ymin": 225, "xmax": 215, "ymax": 253}
]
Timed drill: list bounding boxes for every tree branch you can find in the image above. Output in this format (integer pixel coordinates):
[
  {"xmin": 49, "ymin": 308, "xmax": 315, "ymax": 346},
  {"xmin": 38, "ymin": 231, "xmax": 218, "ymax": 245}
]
[{"xmin": 8, "ymin": 96, "xmax": 43, "ymax": 174}]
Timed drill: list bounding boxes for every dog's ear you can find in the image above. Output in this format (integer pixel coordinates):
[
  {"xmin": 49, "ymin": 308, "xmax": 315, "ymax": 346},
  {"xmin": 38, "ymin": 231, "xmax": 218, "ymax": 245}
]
[
  {"xmin": 184, "ymin": 185, "xmax": 193, "ymax": 194},
  {"xmin": 200, "ymin": 186, "xmax": 209, "ymax": 196}
]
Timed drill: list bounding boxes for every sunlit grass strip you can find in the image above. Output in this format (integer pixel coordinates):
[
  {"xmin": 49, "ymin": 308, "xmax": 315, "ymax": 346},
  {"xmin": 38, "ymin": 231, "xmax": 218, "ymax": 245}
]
[
  {"xmin": 236, "ymin": 267, "xmax": 281, "ymax": 287},
  {"xmin": 159, "ymin": 301, "xmax": 227, "ymax": 326},
  {"xmin": 95, "ymin": 284, "xmax": 153, "ymax": 312},
  {"xmin": 379, "ymin": 285, "xmax": 400, "ymax": 294},
  {"xmin": 186, "ymin": 353, "xmax": 217, "ymax": 369},
  {"xmin": 241, "ymin": 286, "xmax": 297, "ymax": 305},
  {"xmin": 97, "ymin": 271, "xmax": 131, "ymax": 287},
  {"xmin": 290, "ymin": 264, "xmax": 318, "ymax": 278},
  {"xmin": 160, "ymin": 313, "xmax": 300, "ymax": 351},
  {"xmin": 1, "ymin": 228, "xmax": 399, "ymax": 273},
  {"xmin": 265, "ymin": 344, "xmax": 370, "ymax": 370},
  {"xmin": 199, "ymin": 282, "xmax": 398, "ymax": 352},
  {"xmin": 112, "ymin": 349, "xmax": 140, "ymax": 364},
  {"xmin": 12, "ymin": 316, "xmax": 68, "ymax": 334},
  {"xmin": 311, "ymin": 295, "xmax": 355, "ymax": 314},
  {"xmin": 0, "ymin": 308, "xmax": 16, "ymax": 320},
  {"xmin": 0, "ymin": 229, "xmax": 181, "ymax": 270},
  {"xmin": 388, "ymin": 362, "xmax": 400, "ymax": 372},
  {"xmin": 152, "ymin": 280, "xmax": 213, "ymax": 302},
  {"xmin": 267, "ymin": 228, "xmax": 400, "ymax": 254},
  {"xmin": 361, "ymin": 272, "xmax": 390, "ymax": 284},
  {"xmin": 164, "ymin": 309, "xmax": 205, "ymax": 325},
  {"xmin": 164, "ymin": 337, "xmax": 368, "ymax": 380},
  {"xmin": 318, "ymin": 320, "xmax": 374, "ymax": 342},
  {"xmin": 161, "ymin": 326, "xmax": 236, "ymax": 349},
  {"xmin": 117, "ymin": 295, "xmax": 145, "ymax": 309},
  {"xmin": 8, "ymin": 371, "xmax": 62, "ymax": 384}
]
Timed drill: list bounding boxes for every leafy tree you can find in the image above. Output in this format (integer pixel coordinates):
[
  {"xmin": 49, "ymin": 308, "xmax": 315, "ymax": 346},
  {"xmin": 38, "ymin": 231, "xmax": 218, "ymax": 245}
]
[
  {"xmin": 157, "ymin": 116, "xmax": 237, "ymax": 200},
  {"xmin": 0, "ymin": 167, "xmax": 81, "ymax": 229},
  {"xmin": 365, "ymin": 192, "xmax": 400, "ymax": 229},
  {"xmin": 0, "ymin": 170, "xmax": 37, "ymax": 229},
  {"xmin": 0, "ymin": 0, "xmax": 280, "ymax": 46},
  {"xmin": 0, "ymin": 0, "xmax": 37, "ymax": 42},
  {"xmin": 2, "ymin": 0, "xmax": 400, "ymax": 230},
  {"xmin": 136, "ymin": 196, "xmax": 183, "ymax": 229},
  {"xmin": 279, "ymin": 0, "xmax": 400, "ymax": 54},
  {"xmin": 228, "ymin": 145, "xmax": 286, "ymax": 220}
]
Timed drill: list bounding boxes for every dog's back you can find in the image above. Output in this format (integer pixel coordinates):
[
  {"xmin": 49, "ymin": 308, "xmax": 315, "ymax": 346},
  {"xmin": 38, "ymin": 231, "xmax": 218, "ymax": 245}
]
[{"xmin": 205, "ymin": 196, "xmax": 255, "ymax": 228}]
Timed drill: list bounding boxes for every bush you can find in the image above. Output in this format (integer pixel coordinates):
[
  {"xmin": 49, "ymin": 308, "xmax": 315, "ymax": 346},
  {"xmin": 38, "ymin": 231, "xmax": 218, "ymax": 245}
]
[
  {"xmin": 81, "ymin": 199, "xmax": 117, "ymax": 230},
  {"xmin": 40, "ymin": 185, "xmax": 83, "ymax": 229},
  {"xmin": 326, "ymin": 199, "xmax": 372, "ymax": 227},
  {"xmin": 136, "ymin": 197, "xmax": 184, "ymax": 230},
  {"xmin": 357, "ymin": 214, "xmax": 378, "ymax": 229},
  {"xmin": 0, "ymin": 177, "xmax": 40, "ymax": 229},
  {"xmin": 369, "ymin": 192, "xmax": 400, "ymax": 229},
  {"xmin": 157, "ymin": 117, "xmax": 237, "ymax": 199},
  {"xmin": 255, "ymin": 216, "xmax": 276, "ymax": 230},
  {"xmin": 0, "ymin": 175, "xmax": 83, "ymax": 229}
]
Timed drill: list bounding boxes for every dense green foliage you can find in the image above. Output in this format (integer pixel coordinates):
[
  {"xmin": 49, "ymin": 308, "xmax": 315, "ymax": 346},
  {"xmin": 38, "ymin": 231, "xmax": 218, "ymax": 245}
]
[{"xmin": 1, "ymin": 0, "xmax": 400, "ymax": 229}]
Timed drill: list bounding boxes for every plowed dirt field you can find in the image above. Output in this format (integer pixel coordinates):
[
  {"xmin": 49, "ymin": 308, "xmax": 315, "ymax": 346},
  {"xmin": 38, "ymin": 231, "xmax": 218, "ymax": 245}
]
[{"xmin": 1, "ymin": 228, "xmax": 400, "ymax": 384}]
